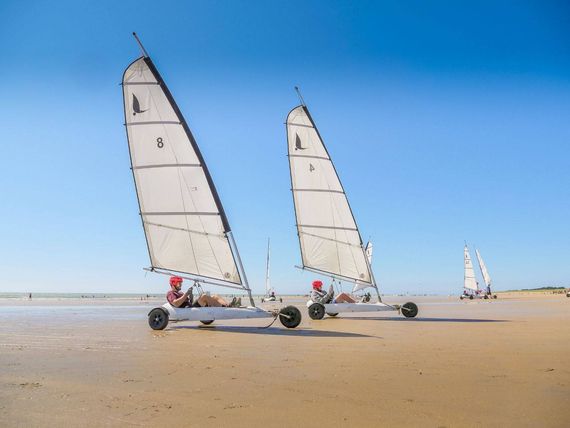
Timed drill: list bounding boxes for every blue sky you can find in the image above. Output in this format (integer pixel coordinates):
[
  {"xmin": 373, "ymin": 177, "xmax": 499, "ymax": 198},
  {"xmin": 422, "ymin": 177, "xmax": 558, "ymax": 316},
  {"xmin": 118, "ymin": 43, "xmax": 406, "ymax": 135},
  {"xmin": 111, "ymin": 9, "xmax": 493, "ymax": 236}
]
[{"xmin": 0, "ymin": 1, "xmax": 569, "ymax": 294}]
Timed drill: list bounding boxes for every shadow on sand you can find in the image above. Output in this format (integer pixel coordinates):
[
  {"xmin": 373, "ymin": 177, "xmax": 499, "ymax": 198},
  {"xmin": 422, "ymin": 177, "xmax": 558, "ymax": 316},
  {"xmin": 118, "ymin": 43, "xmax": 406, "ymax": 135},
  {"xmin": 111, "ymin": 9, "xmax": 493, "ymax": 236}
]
[
  {"xmin": 324, "ymin": 316, "xmax": 509, "ymax": 323},
  {"xmin": 169, "ymin": 325, "xmax": 377, "ymax": 338}
]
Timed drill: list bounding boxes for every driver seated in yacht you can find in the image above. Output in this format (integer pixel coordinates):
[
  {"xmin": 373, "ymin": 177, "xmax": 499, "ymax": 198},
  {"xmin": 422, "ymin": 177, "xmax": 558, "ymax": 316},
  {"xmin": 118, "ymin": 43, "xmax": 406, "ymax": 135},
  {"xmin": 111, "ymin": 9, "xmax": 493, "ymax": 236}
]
[
  {"xmin": 167, "ymin": 276, "xmax": 241, "ymax": 308},
  {"xmin": 310, "ymin": 280, "xmax": 355, "ymax": 304}
]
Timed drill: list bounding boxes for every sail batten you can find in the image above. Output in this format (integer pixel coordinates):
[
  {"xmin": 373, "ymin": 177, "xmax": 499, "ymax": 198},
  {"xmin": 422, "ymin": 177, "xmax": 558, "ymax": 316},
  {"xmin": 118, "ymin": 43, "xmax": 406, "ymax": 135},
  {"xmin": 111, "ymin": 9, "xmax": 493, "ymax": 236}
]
[
  {"xmin": 464, "ymin": 245, "xmax": 478, "ymax": 291},
  {"xmin": 122, "ymin": 56, "xmax": 243, "ymax": 286},
  {"xmin": 287, "ymin": 105, "xmax": 373, "ymax": 286}
]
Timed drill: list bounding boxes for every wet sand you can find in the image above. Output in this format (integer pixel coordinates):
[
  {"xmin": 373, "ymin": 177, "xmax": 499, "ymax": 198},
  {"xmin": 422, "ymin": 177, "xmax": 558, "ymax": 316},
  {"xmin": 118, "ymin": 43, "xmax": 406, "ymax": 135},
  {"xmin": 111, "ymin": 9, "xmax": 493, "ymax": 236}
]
[{"xmin": 0, "ymin": 294, "xmax": 568, "ymax": 427}]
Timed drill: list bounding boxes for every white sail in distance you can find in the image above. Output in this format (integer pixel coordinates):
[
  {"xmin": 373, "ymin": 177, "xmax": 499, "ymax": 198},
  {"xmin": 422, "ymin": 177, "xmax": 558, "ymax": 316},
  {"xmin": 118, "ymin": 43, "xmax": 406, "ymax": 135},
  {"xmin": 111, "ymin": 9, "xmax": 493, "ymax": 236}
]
[
  {"xmin": 365, "ymin": 241, "xmax": 373, "ymax": 264},
  {"xmin": 353, "ymin": 241, "xmax": 374, "ymax": 293},
  {"xmin": 475, "ymin": 249, "xmax": 492, "ymax": 288},
  {"xmin": 286, "ymin": 105, "xmax": 373, "ymax": 287},
  {"xmin": 464, "ymin": 245, "xmax": 478, "ymax": 291},
  {"xmin": 265, "ymin": 238, "xmax": 272, "ymax": 295},
  {"xmin": 122, "ymin": 55, "xmax": 243, "ymax": 287}
]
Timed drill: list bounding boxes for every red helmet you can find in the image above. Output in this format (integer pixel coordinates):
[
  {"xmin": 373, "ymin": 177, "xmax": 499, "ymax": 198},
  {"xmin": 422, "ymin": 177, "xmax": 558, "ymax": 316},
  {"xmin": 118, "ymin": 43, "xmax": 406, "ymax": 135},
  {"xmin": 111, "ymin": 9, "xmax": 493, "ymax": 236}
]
[
  {"xmin": 169, "ymin": 276, "xmax": 183, "ymax": 287},
  {"xmin": 312, "ymin": 280, "xmax": 323, "ymax": 290}
]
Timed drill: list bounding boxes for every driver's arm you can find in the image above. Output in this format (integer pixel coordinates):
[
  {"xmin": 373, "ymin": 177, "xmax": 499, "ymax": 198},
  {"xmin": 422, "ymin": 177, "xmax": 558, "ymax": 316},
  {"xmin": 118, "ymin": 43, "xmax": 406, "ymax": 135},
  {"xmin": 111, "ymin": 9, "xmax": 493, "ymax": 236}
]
[{"xmin": 171, "ymin": 288, "xmax": 192, "ymax": 308}]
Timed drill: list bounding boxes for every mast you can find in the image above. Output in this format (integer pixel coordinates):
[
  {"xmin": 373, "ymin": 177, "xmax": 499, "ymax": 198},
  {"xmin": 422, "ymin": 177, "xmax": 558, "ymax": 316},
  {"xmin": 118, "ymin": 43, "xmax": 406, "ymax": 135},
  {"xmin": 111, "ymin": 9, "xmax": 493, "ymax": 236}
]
[{"xmin": 265, "ymin": 238, "xmax": 271, "ymax": 296}]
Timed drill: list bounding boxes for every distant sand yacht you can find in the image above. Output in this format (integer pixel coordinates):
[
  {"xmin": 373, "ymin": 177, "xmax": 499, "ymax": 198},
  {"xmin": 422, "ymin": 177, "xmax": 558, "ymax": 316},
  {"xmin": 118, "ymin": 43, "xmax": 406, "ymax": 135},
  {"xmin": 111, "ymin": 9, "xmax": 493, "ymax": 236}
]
[
  {"xmin": 286, "ymin": 88, "xmax": 418, "ymax": 319},
  {"xmin": 475, "ymin": 248, "xmax": 497, "ymax": 299},
  {"xmin": 122, "ymin": 33, "xmax": 301, "ymax": 330},
  {"xmin": 461, "ymin": 244, "xmax": 496, "ymax": 300},
  {"xmin": 260, "ymin": 238, "xmax": 282, "ymax": 303}
]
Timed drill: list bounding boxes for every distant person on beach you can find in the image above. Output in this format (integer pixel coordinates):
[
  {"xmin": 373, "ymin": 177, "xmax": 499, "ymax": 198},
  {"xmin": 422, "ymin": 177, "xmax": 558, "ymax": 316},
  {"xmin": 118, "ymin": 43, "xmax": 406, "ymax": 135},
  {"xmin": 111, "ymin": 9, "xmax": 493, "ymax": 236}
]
[
  {"xmin": 166, "ymin": 276, "xmax": 240, "ymax": 308},
  {"xmin": 310, "ymin": 280, "xmax": 355, "ymax": 304},
  {"xmin": 28, "ymin": 293, "xmax": 32, "ymax": 300}
]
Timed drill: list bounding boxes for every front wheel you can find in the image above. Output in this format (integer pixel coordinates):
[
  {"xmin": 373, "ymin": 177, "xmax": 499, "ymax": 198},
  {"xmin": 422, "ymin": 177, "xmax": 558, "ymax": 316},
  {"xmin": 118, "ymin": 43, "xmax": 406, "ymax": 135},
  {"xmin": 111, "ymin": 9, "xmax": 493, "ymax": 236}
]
[
  {"xmin": 493, "ymin": 295, "xmax": 498, "ymax": 299},
  {"xmin": 308, "ymin": 303, "xmax": 325, "ymax": 320},
  {"xmin": 401, "ymin": 302, "xmax": 418, "ymax": 318},
  {"xmin": 469, "ymin": 295, "xmax": 474, "ymax": 300},
  {"xmin": 148, "ymin": 308, "xmax": 169, "ymax": 330},
  {"xmin": 460, "ymin": 295, "xmax": 464, "ymax": 300},
  {"xmin": 279, "ymin": 306, "xmax": 302, "ymax": 328}
]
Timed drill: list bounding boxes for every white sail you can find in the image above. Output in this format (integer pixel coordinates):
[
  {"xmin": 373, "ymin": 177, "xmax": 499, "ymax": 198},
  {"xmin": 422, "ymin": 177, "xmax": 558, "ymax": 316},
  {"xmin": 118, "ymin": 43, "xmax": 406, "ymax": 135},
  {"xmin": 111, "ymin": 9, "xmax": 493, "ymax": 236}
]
[
  {"xmin": 475, "ymin": 249, "xmax": 492, "ymax": 288},
  {"xmin": 286, "ymin": 105, "xmax": 372, "ymax": 286},
  {"xmin": 464, "ymin": 245, "xmax": 478, "ymax": 291},
  {"xmin": 122, "ymin": 56, "xmax": 242, "ymax": 286},
  {"xmin": 265, "ymin": 238, "xmax": 272, "ymax": 295},
  {"xmin": 365, "ymin": 241, "xmax": 373, "ymax": 264},
  {"xmin": 353, "ymin": 241, "xmax": 374, "ymax": 293}
]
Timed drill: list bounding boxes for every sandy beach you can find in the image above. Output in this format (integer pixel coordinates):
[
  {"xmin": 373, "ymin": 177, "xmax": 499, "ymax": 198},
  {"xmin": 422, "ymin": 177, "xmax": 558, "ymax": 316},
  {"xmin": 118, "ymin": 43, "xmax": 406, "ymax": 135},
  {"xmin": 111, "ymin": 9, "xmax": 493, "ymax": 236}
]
[{"xmin": 0, "ymin": 294, "xmax": 568, "ymax": 427}]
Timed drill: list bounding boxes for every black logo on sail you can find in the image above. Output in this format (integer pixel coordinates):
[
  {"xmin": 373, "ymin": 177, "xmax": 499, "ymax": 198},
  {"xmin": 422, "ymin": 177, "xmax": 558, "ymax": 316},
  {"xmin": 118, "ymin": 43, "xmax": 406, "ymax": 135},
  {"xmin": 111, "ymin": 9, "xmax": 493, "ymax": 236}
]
[
  {"xmin": 295, "ymin": 134, "xmax": 306, "ymax": 150},
  {"xmin": 132, "ymin": 94, "xmax": 147, "ymax": 115}
]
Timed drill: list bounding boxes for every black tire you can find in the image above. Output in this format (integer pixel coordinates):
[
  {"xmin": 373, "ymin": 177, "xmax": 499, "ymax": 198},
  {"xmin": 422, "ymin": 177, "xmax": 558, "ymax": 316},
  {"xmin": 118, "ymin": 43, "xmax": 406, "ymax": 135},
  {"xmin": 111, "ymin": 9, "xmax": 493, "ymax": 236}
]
[
  {"xmin": 460, "ymin": 295, "xmax": 464, "ymax": 300},
  {"xmin": 148, "ymin": 308, "xmax": 169, "ymax": 330},
  {"xmin": 469, "ymin": 295, "xmax": 474, "ymax": 300},
  {"xmin": 200, "ymin": 320, "xmax": 214, "ymax": 325},
  {"xmin": 308, "ymin": 303, "xmax": 325, "ymax": 320},
  {"xmin": 279, "ymin": 306, "xmax": 302, "ymax": 328},
  {"xmin": 493, "ymin": 295, "xmax": 498, "ymax": 299},
  {"xmin": 401, "ymin": 302, "xmax": 418, "ymax": 318},
  {"xmin": 484, "ymin": 295, "xmax": 489, "ymax": 300},
  {"xmin": 326, "ymin": 312, "xmax": 339, "ymax": 317}
]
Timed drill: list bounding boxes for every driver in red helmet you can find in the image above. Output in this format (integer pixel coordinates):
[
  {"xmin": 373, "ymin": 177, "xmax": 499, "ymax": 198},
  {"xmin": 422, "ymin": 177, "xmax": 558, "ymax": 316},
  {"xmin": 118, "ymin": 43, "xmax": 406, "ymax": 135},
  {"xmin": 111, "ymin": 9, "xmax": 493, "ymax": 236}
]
[
  {"xmin": 310, "ymin": 280, "xmax": 356, "ymax": 304},
  {"xmin": 167, "ymin": 276, "xmax": 239, "ymax": 308}
]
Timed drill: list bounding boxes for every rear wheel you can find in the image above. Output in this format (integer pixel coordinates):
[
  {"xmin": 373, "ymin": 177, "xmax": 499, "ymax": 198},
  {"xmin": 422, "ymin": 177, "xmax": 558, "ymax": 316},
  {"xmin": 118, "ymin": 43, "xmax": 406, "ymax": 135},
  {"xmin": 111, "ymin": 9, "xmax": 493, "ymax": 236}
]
[
  {"xmin": 148, "ymin": 308, "xmax": 169, "ymax": 330},
  {"xmin": 326, "ymin": 312, "xmax": 339, "ymax": 317},
  {"xmin": 401, "ymin": 302, "xmax": 418, "ymax": 318},
  {"xmin": 484, "ymin": 295, "xmax": 489, "ymax": 299},
  {"xmin": 200, "ymin": 320, "xmax": 214, "ymax": 325},
  {"xmin": 469, "ymin": 295, "xmax": 474, "ymax": 300},
  {"xmin": 279, "ymin": 306, "xmax": 302, "ymax": 328},
  {"xmin": 493, "ymin": 295, "xmax": 498, "ymax": 299},
  {"xmin": 308, "ymin": 303, "xmax": 325, "ymax": 320},
  {"xmin": 460, "ymin": 295, "xmax": 464, "ymax": 300}
]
